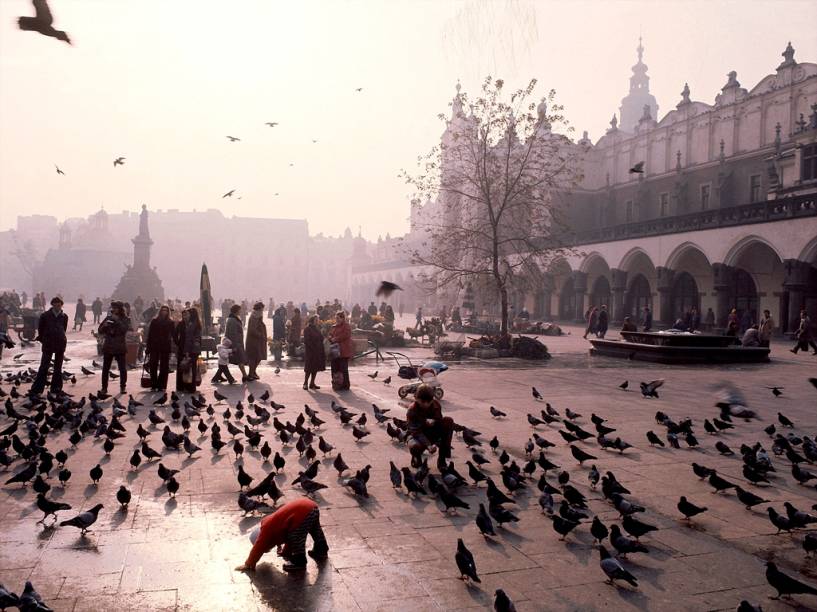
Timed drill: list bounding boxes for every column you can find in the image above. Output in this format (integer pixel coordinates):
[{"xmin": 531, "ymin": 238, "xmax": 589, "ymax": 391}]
[
  {"xmin": 712, "ymin": 263, "xmax": 734, "ymax": 329},
  {"xmin": 542, "ymin": 275, "xmax": 553, "ymax": 319},
  {"xmin": 572, "ymin": 271, "xmax": 588, "ymax": 322},
  {"xmin": 611, "ymin": 268, "xmax": 628, "ymax": 324},
  {"xmin": 783, "ymin": 259, "xmax": 808, "ymax": 335},
  {"xmin": 656, "ymin": 266, "xmax": 675, "ymax": 326}
]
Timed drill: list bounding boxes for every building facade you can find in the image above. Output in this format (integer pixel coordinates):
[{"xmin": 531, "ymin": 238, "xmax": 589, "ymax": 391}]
[{"xmin": 352, "ymin": 41, "xmax": 817, "ymax": 332}]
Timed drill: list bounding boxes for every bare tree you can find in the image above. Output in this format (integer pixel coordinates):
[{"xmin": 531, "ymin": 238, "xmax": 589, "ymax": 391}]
[{"xmin": 402, "ymin": 77, "xmax": 583, "ymax": 334}]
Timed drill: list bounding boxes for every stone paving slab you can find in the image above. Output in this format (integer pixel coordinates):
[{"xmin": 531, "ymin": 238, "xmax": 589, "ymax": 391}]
[{"xmin": 1, "ymin": 326, "xmax": 817, "ymax": 610}]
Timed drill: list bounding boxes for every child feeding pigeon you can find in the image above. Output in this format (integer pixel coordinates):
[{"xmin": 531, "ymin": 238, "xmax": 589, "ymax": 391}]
[{"xmin": 235, "ymin": 498, "xmax": 329, "ymax": 572}]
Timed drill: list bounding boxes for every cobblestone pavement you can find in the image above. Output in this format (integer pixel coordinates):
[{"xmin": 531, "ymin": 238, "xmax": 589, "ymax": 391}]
[{"xmin": 2, "ymin": 326, "xmax": 817, "ymax": 611}]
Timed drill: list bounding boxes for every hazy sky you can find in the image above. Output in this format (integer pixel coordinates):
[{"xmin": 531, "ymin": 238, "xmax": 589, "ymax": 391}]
[{"xmin": 1, "ymin": 0, "xmax": 815, "ymax": 239}]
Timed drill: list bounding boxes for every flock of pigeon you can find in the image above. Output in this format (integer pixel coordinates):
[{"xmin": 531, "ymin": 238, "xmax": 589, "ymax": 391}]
[{"xmin": 1, "ymin": 349, "xmax": 817, "ymax": 610}]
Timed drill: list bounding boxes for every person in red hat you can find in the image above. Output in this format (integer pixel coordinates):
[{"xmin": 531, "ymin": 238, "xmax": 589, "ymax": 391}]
[{"xmin": 235, "ymin": 498, "xmax": 328, "ymax": 572}]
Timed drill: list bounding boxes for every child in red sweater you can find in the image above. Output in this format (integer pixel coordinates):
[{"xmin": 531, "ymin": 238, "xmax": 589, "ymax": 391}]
[{"xmin": 235, "ymin": 497, "xmax": 328, "ymax": 572}]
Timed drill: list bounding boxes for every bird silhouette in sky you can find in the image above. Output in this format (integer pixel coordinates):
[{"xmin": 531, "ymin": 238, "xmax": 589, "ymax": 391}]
[
  {"xmin": 18, "ymin": 0, "xmax": 71, "ymax": 45},
  {"xmin": 312, "ymin": 139, "xmax": 318, "ymax": 143},
  {"xmin": 265, "ymin": 122, "xmax": 279, "ymax": 127},
  {"xmin": 222, "ymin": 189, "xmax": 235, "ymax": 198},
  {"xmin": 376, "ymin": 281, "xmax": 402, "ymax": 298},
  {"xmin": 629, "ymin": 161, "xmax": 644, "ymax": 173},
  {"xmin": 55, "ymin": 165, "xmax": 64, "ymax": 175},
  {"xmin": 226, "ymin": 135, "xmax": 241, "ymax": 142},
  {"xmin": 113, "ymin": 157, "xmax": 125, "ymax": 167},
  {"xmin": 355, "ymin": 87, "xmax": 363, "ymax": 92}
]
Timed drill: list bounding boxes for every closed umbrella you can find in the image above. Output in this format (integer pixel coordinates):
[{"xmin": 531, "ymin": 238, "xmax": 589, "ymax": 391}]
[{"xmin": 200, "ymin": 263, "xmax": 212, "ymax": 332}]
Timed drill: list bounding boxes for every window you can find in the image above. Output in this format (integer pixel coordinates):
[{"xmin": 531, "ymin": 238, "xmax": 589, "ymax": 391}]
[
  {"xmin": 700, "ymin": 184, "xmax": 711, "ymax": 210},
  {"xmin": 749, "ymin": 174, "xmax": 762, "ymax": 202},
  {"xmin": 625, "ymin": 200, "xmax": 633, "ymax": 223},
  {"xmin": 803, "ymin": 143, "xmax": 817, "ymax": 181},
  {"xmin": 659, "ymin": 193, "xmax": 669, "ymax": 217}
]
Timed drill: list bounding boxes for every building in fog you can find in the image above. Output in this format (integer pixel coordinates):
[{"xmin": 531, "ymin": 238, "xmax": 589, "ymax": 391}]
[{"xmin": 352, "ymin": 41, "xmax": 817, "ymax": 333}]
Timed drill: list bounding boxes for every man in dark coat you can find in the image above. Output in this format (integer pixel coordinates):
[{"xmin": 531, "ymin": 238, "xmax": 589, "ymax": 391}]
[
  {"xmin": 30, "ymin": 296, "xmax": 69, "ymax": 396},
  {"xmin": 596, "ymin": 305, "xmax": 609, "ymax": 338},
  {"xmin": 272, "ymin": 307, "xmax": 287, "ymax": 342},
  {"xmin": 91, "ymin": 297, "xmax": 104, "ymax": 324},
  {"xmin": 99, "ymin": 301, "xmax": 131, "ymax": 395},
  {"xmin": 146, "ymin": 305, "xmax": 175, "ymax": 390},
  {"xmin": 642, "ymin": 306, "xmax": 653, "ymax": 332},
  {"xmin": 302, "ymin": 315, "xmax": 325, "ymax": 390},
  {"xmin": 73, "ymin": 297, "xmax": 87, "ymax": 331}
]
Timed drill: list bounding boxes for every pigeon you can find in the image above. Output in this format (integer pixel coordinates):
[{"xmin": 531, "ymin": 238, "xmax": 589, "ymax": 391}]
[
  {"xmin": 792, "ymin": 463, "xmax": 816, "ymax": 485},
  {"xmin": 334, "ymin": 454, "xmax": 350, "ymax": 476},
  {"xmin": 707, "ymin": 470, "xmax": 737, "ymax": 493},
  {"xmin": 784, "ymin": 502, "xmax": 817, "ymax": 528},
  {"xmin": 19, "ymin": 581, "xmax": 51, "ymax": 612},
  {"xmin": 375, "ymin": 281, "xmax": 402, "ymax": 298},
  {"xmin": 389, "ymin": 461, "xmax": 402, "ymax": 488},
  {"xmin": 677, "ymin": 496, "xmax": 707, "ymax": 521},
  {"xmin": 559, "ymin": 500, "xmax": 588, "ymax": 523},
  {"xmin": 765, "ymin": 560, "xmax": 817, "ymax": 599},
  {"xmin": 352, "ymin": 426, "xmax": 370, "ymax": 442},
  {"xmin": 532, "ymin": 387, "xmax": 543, "ymax": 401},
  {"xmin": 570, "ymin": 445, "xmax": 597, "ymax": 465},
  {"xmin": 226, "ymin": 136, "xmax": 240, "ymax": 142},
  {"xmin": 610, "ymin": 524, "xmax": 649, "ymax": 557},
  {"xmin": 804, "ymin": 533, "xmax": 817, "ymax": 557},
  {"xmin": 490, "ymin": 406, "xmax": 506, "ymax": 418},
  {"xmin": 628, "ymin": 161, "xmax": 645, "ymax": 173},
  {"xmin": 300, "ymin": 478, "xmax": 328, "ymax": 497},
  {"xmin": 0, "ymin": 583, "xmax": 20, "ymax": 610},
  {"xmin": 60, "ymin": 503, "xmax": 103, "ymax": 534},
  {"xmin": 117, "ymin": 485, "xmax": 131, "ymax": 507},
  {"xmin": 619, "ymin": 381, "xmax": 629, "ymax": 390},
  {"xmin": 238, "ymin": 492, "xmax": 273, "ymax": 515},
  {"xmin": 439, "ymin": 489, "xmax": 469, "ymax": 514},
  {"xmin": 599, "ymin": 545, "xmax": 638, "ymax": 587},
  {"xmin": 622, "ymin": 515, "xmax": 658, "ymax": 540},
  {"xmin": 36, "ymin": 493, "xmax": 71, "ymax": 524},
  {"xmin": 113, "ymin": 156, "xmax": 126, "ymax": 167},
  {"xmin": 493, "ymin": 589, "xmax": 516, "ymax": 612},
  {"xmin": 166, "ymin": 476, "xmax": 179, "ymax": 497},
  {"xmin": 715, "ymin": 441, "xmax": 734, "ymax": 455},
  {"xmin": 778, "ymin": 412, "xmax": 793, "ymax": 427},
  {"xmin": 5, "ymin": 462, "xmax": 36, "ymax": 486},
  {"xmin": 734, "ymin": 486, "xmax": 768, "ymax": 510},
  {"xmin": 344, "ymin": 477, "xmax": 369, "ymax": 498},
  {"xmin": 401, "ymin": 468, "xmax": 426, "ymax": 496},
  {"xmin": 550, "ymin": 514, "xmax": 579, "ymax": 540},
  {"xmin": 767, "ymin": 387, "xmax": 784, "ymax": 398},
  {"xmin": 591, "ymin": 517, "xmax": 609, "ymax": 543},
  {"xmin": 367, "ymin": 371, "xmax": 378, "ymax": 380},
  {"xmin": 58, "ymin": 468, "xmax": 71, "ymax": 486},
  {"xmin": 454, "ymin": 538, "xmax": 480, "ymax": 583},
  {"xmin": 767, "ymin": 507, "xmax": 794, "ymax": 534},
  {"xmin": 612, "ymin": 494, "xmax": 644, "ymax": 516},
  {"xmin": 646, "ymin": 431, "xmax": 664, "ymax": 447},
  {"xmin": 18, "ymin": 0, "xmax": 71, "ymax": 44},
  {"xmin": 489, "ymin": 502, "xmax": 519, "ymax": 527},
  {"xmin": 89, "ymin": 464, "xmax": 103, "ymax": 485},
  {"xmin": 691, "ymin": 463, "xmax": 712, "ymax": 479},
  {"xmin": 475, "ymin": 503, "xmax": 496, "ymax": 536}
]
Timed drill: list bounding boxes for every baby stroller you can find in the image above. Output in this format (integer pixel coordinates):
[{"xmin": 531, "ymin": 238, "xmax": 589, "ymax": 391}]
[{"xmin": 386, "ymin": 351, "xmax": 448, "ymax": 400}]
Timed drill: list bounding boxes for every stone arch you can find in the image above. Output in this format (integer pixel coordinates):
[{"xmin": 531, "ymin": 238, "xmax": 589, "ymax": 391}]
[
  {"xmin": 559, "ymin": 275, "xmax": 576, "ymax": 320},
  {"xmin": 549, "ymin": 257, "xmax": 574, "ymax": 320},
  {"xmin": 725, "ymin": 237, "xmax": 785, "ymax": 330},
  {"xmin": 799, "ymin": 235, "xmax": 817, "ymax": 264},
  {"xmin": 625, "ymin": 273, "xmax": 653, "ymax": 326},
  {"xmin": 665, "ymin": 242, "xmax": 712, "ymax": 325},
  {"xmin": 590, "ymin": 275, "xmax": 611, "ymax": 309},
  {"xmin": 618, "ymin": 247, "xmax": 654, "ymax": 273},
  {"xmin": 663, "ymin": 241, "xmax": 711, "ymax": 271},
  {"xmin": 581, "ymin": 253, "xmax": 612, "ymax": 310},
  {"xmin": 722, "ymin": 235, "xmax": 784, "ymax": 269}
]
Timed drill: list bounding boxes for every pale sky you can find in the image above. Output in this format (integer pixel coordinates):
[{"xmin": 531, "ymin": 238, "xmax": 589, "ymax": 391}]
[{"xmin": 1, "ymin": 0, "xmax": 815, "ymax": 239}]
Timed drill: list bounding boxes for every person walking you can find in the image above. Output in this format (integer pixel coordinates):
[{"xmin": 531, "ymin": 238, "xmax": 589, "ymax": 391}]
[
  {"xmin": 235, "ymin": 497, "xmax": 329, "ymax": 573},
  {"xmin": 211, "ymin": 337, "xmax": 237, "ymax": 384},
  {"xmin": 689, "ymin": 307, "xmax": 701, "ymax": 332},
  {"xmin": 30, "ymin": 297, "xmax": 68, "ymax": 396},
  {"xmin": 246, "ymin": 302, "xmax": 267, "ymax": 381},
  {"xmin": 596, "ymin": 305, "xmax": 609, "ymax": 339},
  {"xmin": 175, "ymin": 308, "xmax": 203, "ymax": 392},
  {"xmin": 73, "ymin": 298, "xmax": 87, "ymax": 332},
  {"xmin": 790, "ymin": 309, "xmax": 817, "ymax": 355},
  {"xmin": 642, "ymin": 305, "xmax": 653, "ymax": 332},
  {"xmin": 225, "ymin": 303, "xmax": 250, "ymax": 382},
  {"xmin": 99, "ymin": 301, "xmax": 130, "ymax": 396},
  {"xmin": 415, "ymin": 306, "xmax": 423, "ymax": 329},
  {"xmin": 384, "ymin": 304, "xmax": 395, "ymax": 324},
  {"xmin": 583, "ymin": 306, "xmax": 598, "ymax": 339},
  {"xmin": 91, "ymin": 297, "xmax": 103, "ymax": 324},
  {"xmin": 288, "ymin": 308, "xmax": 302, "ymax": 356},
  {"xmin": 302, "ymin": 315, "xmax": 325, "ymax": 390},
  {"xmin": 328, "ymin": 311, "xmax": 353, "ymax": 391},
  {"xmin": 725, "ymin": 308, "xmax": 739, "ymax": 338},
  {"xmin": 758, "ymin": 309, "xmax": 774, "ymax": 348},
  {"xmin": 145, "ymin": 304, "xmax": 174, "ymax": 391}
]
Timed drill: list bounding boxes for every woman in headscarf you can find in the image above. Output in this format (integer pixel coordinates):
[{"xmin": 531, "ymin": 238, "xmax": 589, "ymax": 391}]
[
  {"xmin": 225, "ymin": 303, "xmax": 250, "ymax": 382},
  {"xmin": 245, "ymin": 302, "xmax": 268, "ymax": 381},
  {"xmin": 302, "ymin": 315, "xmax": 325, "ymax": 390},
  {"xmin": 146, "ymin": 304, "xmax": 174, "ymax": 391},
  {"xmin": 175, "ymin": 308, "xmax": 202, "ymax": 392}
]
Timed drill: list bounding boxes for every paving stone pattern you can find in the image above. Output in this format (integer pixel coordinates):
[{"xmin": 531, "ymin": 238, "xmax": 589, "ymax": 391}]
[{"xmin": 1, "ymin": 326, "xmax": 817, "ymax": 610}]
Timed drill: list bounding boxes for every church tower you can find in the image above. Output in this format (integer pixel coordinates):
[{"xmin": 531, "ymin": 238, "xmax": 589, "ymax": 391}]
[{"xmin": 618, "ymin": 38, "xmax": 659, "ymax": 132}]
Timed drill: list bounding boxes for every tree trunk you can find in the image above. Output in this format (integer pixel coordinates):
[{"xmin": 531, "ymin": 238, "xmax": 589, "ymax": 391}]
[{"xmin": 499, "ymin": 284, "xmax": 509, "ymax": 336}]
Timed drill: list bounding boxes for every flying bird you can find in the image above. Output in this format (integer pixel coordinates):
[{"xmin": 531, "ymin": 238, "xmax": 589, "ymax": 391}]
[
  {"xmin": 265, "ymin": 122, "xmax": 279, "ymax": 127},
  {"xmin": 375, "ymin": 281, "xmax": 402, "ymax": 298},
  {"xmin": 113, "ymin": 157, "xmax": 126, "ymax": 167},
  {"xmin": 628, "ymin": 161, "xmax": 644, "ymax": 173},
  {"xmin": 355, "ymin": 87, "xmax": 363, "ymax": 92},
  {"xmin": 55, "ymin": 165, "xmax": 64, "ymax": 175},
  {"xmin": 222, "ymin": 190, "xmax": 235, "ymax": 198},
  {"xmin": 226, "ymin": 136, "xmax": 241, "ymax": 142},
  {"xmin": 18, "ymin": 0, "xmax": 71, "ymax": 44}
]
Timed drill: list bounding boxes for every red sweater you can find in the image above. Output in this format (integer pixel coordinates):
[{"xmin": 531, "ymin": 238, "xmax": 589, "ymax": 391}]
[{"xmin": 245, "ymin": 498, "xmax": 317, "ymax": 567}]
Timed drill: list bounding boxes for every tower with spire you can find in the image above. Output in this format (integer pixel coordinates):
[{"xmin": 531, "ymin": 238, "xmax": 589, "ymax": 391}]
[
  {"xmin": 618, "ymin": 37, "xmax": 659, "ymax": 132},
  {"xmin": 111, "ymin": 205, "xmax": 165, "ymax": 306}
]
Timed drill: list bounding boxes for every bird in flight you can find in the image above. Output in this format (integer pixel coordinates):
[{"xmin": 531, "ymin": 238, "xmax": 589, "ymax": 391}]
[
  {"xmin": 312, "ymin": 139, "xmax": 318, "ymax": 144},
  {"xmin": 289, "ymin": 163, "xmax": 294, "ymax": 167},
  {"xmin": 376, "ymin": 281, "xmax": 402, "ymax": 298},
  {"xmin": 265, "ymin": 122, "xmax": 279, "ymax": 127},
  {"xmin": 226, "ymin": 136, "xmax": 241, "ymax": 142},
  {"xmin": 18, "ymin": 0, "xmax": 71, "ymax": 45},
  {"xmin": 113, "ymin": 157, "xmax": 126, "ymax": 167},
  {"xmin": 222, "ymin": 189, "xmax": 235, "ymax": 198},
  {"xmin": 55, "ymin": 165, "xmax": 64, "ymax": 175},
  {"xmin": 274, "ymin": 192, "xmax": 279, "ymax": 196},
  {"xmin": 628, "ymin": 161, "xmax": 645, "ymax": 173},
  {"xmin": 355, "ymin": 87, "xmax": 363, "ymax": 92}
]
